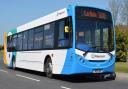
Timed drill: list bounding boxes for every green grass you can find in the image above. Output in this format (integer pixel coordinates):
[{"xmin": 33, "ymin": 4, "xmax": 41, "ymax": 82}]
[{"xmin": 115, "ymin": 62, "xmax": 128, "ymax": 73}]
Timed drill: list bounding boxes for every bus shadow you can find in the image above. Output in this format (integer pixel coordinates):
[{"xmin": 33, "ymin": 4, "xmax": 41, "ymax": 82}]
[
  {"xmin": 53, "ymin": 75, "xmax": 111, "ymax": 83},
  {"xmin": 15, "ymin": 68, "xmax": 111, "ymax": 83},
  {"xmin": 15, "ymin": 68, "xmax": 45, "ymax": 76}
]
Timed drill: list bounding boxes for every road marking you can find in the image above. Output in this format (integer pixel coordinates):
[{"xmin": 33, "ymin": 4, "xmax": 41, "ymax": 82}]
[
  {"xmin": 0, "ymin": 69, "xmax": 8, "ymax": 73},
  {"xmin": 60, "ymin": 86, "xmax": 71, "ymax": 89},
  {"xmin": 16, "ymin": 74, "xmax": 40, "ymax": 82}
]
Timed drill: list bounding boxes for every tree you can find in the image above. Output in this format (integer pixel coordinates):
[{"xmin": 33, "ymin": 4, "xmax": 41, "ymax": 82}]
[
  {"xmin": 109, "ymin": 0, "xmax": 122, "ymax": 25},
  {"xmin": 116, "ymin": 26, "xmax": 128, "ymax": 62},
  {"xmin": 121, "ymin": 0, "xmax": 128, "ymax": 25}
]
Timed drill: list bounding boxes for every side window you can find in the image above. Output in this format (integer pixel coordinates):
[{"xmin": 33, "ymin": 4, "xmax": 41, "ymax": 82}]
[
  {"xmin": 58, "ymin": 18, "xmax": 70, "ymax": 48},
  {"xmin": 23, "ymin": 31, "xmax": 28, "ymax": 50},
  {"xmin": 7, "ymin": 36, "xmax": 13, "ymax": 52},
  {"xmin": 12, "ymin": 34, "xmax": 17, "ymax": 51},
  {"xmin": 28, "ymin": 29, "xmax": 34, "ymax": 50},
  {"xmin": 34, "ymin": 26, "xmax": 43, "ymax": 49},
  {"xmin": 43, "ymin": 23, "xmax": 54, "ymax": 48},
  {"xmin": 17, "ymin": 33, "xmax": 23, "ymax": 50}
]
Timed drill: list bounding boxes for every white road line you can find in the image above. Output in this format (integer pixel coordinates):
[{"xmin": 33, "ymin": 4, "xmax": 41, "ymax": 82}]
[
  {"xmin": 16, "ymin": 74, "xmax": 40, "ymax": 82},
  {"xmin": 60, "ymin": 86, "xmax": 71, "ymax": 89},
  {"xmin": 0, "ymin": 69, "xmax": 8, "ymax": 73}
]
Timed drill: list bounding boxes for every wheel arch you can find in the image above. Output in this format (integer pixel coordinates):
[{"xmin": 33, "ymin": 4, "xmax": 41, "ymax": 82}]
[{"xmin": 44, "ymin": 55, "xmax": 52, "ymax": 65}]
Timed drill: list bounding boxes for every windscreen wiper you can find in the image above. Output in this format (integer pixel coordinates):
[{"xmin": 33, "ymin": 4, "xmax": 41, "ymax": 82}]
[
  {"xmin": 83, "ymin": 46, "xmax": 100, "ymax": 56},
  {"xmin": 100, "ymin": 49, "xmax": 113, "ymax": 58}
]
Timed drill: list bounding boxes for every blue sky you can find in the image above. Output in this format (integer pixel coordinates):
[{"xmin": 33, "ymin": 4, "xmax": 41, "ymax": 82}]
[{"xmin": 0, "ymin": 0, "xmax": 110, "ymax": 44}]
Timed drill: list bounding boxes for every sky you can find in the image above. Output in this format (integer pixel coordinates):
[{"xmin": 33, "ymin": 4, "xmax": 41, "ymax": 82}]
[{"xmin": 0, "ymin": 0, "xmax": 110, "ymax": 44}]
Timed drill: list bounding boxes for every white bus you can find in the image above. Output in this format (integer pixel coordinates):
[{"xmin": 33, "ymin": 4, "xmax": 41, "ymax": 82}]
[{"xmin": 3, "ymin": 5, "xmax": 116, "ymax": 79}]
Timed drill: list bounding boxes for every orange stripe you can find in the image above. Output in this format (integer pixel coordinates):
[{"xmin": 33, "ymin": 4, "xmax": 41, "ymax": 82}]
[{"xmin": 3, "ymin": 32, "xmax": 8, "ymax": 65}]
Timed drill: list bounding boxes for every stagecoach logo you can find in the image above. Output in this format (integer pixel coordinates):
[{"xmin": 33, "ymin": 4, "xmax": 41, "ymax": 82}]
[
  {"xmin": 91, "ymin": 54, "xmax": 105, "ymax": 59},
  {"xmin": 57, "ymin": 11, "xmax": 65, "ymax": 16},
  {"xmin": 91, "ymin": 54, "xmax": 95, "ymax": 59}
]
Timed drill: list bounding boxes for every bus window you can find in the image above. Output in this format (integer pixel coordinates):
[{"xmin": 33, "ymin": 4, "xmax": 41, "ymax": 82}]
[
  {"xmin": 58, "ymin": 20, "xmax": 68, "ymax": 47},
  {"xmin": 17, "ymin": 33, "xmax": 23, "ymax": 51},
  {"xmin": 12, "ymin": 34, "xmax": 17, "ymax": 51},
  {"xmin": 7, "ymin": 36, "xmax": 13, "ymax": 52},
  {"xmin": 43, "ymin": 23, "xmax": 54, "ymax": 48},
  {"xmin": 28, "ymin": 29, "xmax": 34, "ymax": 50},
  {"xmin": 23, "ymin": 31, "xmax": 28, "ymax": 50},
  {"xmin": 34, "ymin": 26, "xmax": 43, "ymax": 49},
  {"xmin": 58, "ymin": 17, "xmax": 72, "ymax": 48}
]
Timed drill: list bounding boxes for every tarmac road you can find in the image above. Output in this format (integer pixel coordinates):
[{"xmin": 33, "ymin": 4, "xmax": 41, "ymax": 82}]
[{"xmin": 0, "ymin": 56, "xmax": 128, "ymax": 89}]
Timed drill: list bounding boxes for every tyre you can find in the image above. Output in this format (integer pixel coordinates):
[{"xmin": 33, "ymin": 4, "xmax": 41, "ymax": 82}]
[
  {"xmin": 12, "ymin": 60, "xmax": 16, "ymax": 70},
  {"xmin": 103, "ymin": 73, "xmax": 116, "ymax": 80},
  {"xmin": 44, "ymin": 58, "xmax": 53, "ymax": 78},
  {"xmin": 111, "ymin": 73, "xmax": 116, "ymax": 80}
]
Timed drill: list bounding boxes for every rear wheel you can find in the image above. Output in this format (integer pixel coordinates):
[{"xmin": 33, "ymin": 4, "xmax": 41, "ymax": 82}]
[
  {"xmin": 44, "ymin": 58, "xmax": 53, "ymax": 78},
  {"xmin": 12, "ymin": 60, "xmax": 16, "ymax": 70}
]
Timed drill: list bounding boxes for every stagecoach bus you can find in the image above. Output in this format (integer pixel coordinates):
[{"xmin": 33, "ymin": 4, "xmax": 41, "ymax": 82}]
[{"xmin": 3, "ymin": 5, "xmax": 116, "ymax": 79}]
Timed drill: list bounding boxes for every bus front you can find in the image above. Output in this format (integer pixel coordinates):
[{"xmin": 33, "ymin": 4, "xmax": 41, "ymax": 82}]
[{"xmin": 74, "ymin": 6, "xmax": 116, "ymax": 79}]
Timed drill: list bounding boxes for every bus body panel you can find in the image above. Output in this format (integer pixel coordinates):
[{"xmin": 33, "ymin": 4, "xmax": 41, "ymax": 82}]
[
  {"xmin": 9, "ymin": 50, "xmax": 67, "ymax": 74},
  {"xmin": 61, "ymin": 49, "xmax": 116, "ymax": 75},
  {"xmin": 5, "ymin": 29, "xmax": 17, "ymax": 67}
]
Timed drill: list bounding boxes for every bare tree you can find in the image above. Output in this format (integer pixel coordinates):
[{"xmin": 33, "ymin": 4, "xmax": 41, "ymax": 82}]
[
  {"xmin": 121, "ymin": 0, "xmax": 128, "ymax": 25},
  {"xmin": 109, "ymin": 0, "xmax": 122, "ymax": 25}
]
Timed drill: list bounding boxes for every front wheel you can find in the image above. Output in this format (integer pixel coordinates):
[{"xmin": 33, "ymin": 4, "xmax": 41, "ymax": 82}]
[
  {"xmin": 111, "ymin": 72, "xmax": 116, "ymax": 80},
  {"xmin": 44, "ymin": 58, "xmax": 53, "ymax": 78},
  {"xmin": 103, "ymin": 73, "xmax": 116, "ymax": 80}
]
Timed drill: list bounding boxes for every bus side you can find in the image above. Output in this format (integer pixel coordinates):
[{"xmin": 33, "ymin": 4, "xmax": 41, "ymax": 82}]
[{"xmin": 5, "ymin": 15, "xmax": 73, "ymax": 75}]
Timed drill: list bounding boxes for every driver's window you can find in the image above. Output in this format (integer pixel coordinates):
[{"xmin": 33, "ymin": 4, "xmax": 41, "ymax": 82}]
[
  {"xmin": 58, "ymin": 21, "xmax": 65, "ymax": 40},
  {"xmin": 58, "ymin": 18, "xmax": 70, "ymax": 48}
]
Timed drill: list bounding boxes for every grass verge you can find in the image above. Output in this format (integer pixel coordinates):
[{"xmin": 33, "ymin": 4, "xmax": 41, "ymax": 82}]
[{"xmin": 115, "ymin": 62, "xmax": 128, "ymax": 73}]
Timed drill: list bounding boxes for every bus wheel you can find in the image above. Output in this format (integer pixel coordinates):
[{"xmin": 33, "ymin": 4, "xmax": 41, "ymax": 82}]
[
  {"xmin": 111, "ymin": 72, "xmax": 116, "ymax": 80},
  {"xmin": 44, "ymin": 58, "xmax": 53, "ymax": 78},
  {"xmin": 103, "ymin": 73, "xmax": 116, "ymax": 80},
  {"xmin": 12, "ymin": 60, "xmax": 16, "ymax": 70}
]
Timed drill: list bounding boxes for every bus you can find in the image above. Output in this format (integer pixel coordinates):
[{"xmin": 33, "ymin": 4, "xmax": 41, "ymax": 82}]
[{"xmin": 3, "ymin": 5, "xmax": 116, "ymax": 79}]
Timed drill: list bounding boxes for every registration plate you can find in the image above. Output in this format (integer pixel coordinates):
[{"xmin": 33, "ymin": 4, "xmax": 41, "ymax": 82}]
[{"xmin": 93, "ymin": 69, "xmax": 103, "ymax": 73}]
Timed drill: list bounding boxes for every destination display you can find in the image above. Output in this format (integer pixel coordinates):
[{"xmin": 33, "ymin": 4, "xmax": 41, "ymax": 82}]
[{"xmin": 76, "ymin": 7, "xmax": 111, "ymax": 20}]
